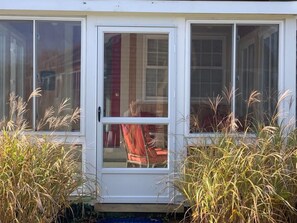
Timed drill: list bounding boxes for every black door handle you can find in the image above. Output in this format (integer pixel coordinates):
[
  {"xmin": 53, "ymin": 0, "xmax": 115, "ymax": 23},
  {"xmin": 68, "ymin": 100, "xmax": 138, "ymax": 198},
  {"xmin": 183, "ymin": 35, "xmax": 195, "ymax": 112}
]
[{"xmin": 98, "ymin": 106, "xmax": 101, "ymax": 122}]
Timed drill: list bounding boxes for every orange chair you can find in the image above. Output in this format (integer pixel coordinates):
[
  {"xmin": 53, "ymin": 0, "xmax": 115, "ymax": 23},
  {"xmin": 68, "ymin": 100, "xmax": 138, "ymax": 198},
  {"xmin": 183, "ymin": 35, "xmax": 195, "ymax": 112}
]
[{"xmin": 120, "ymin": 124, "xmax": 168, "ymax": 168}]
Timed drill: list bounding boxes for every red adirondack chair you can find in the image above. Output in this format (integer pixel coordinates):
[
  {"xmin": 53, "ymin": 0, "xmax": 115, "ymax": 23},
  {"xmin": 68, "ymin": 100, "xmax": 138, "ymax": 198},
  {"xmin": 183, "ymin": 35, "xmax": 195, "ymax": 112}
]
[{"xmin": 121, "ymin": 124, "xmax": 168, "ymax": 168}]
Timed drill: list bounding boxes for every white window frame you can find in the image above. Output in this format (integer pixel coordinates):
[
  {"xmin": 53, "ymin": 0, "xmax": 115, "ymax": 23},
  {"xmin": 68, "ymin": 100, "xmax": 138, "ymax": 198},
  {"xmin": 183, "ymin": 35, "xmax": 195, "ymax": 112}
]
[
  {"xmin": 0, "ymin": 27, "xmax": 6, "ymax": 118},
  {"xmin": 185, "ymin": 20, "xmax": 284, "ymax": 138},
  {"xmin": 0, "ymin": 16, "xmax": 86, "ymax": 137}
]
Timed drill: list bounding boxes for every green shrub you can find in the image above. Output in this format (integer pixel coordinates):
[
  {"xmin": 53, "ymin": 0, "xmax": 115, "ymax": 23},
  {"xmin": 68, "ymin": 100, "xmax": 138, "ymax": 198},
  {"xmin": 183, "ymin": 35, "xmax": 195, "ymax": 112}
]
[
  {"xmin": 175, "ymin": 91, "xmax": 297, "ymax": 223},
  {"xmin": 0, "ymin": 91, "xmax": 83, "ymax": 223}
]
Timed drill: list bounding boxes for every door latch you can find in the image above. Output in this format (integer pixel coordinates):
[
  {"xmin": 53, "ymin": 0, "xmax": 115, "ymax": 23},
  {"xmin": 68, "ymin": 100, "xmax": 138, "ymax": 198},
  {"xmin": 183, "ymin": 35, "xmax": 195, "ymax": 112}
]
[{"xmin": 98, "ymin": 106, "xmax": 101, "ymax": 122}]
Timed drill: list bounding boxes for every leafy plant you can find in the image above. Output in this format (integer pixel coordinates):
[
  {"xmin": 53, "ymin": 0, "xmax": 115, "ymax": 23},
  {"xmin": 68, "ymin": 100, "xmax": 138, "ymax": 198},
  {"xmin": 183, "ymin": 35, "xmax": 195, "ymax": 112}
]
[
  {"xmin": 0, "ymin": 91, "xmax": 84, "ymax": 223},
  {"xmin": 175, "ymin": 91, "xmax": 297, "ymax": 223}
]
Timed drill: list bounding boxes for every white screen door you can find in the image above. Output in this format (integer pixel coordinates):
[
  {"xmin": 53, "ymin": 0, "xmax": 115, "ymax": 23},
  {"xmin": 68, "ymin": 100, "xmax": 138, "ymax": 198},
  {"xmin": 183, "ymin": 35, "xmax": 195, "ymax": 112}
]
[{"xmin": 97, "ymin": 27, "xmax": 176, "ymax": 203}]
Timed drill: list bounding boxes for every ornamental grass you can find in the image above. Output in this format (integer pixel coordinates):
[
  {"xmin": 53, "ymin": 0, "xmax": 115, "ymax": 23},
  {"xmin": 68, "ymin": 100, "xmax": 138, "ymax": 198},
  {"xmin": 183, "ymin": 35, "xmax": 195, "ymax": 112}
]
[
  {"xmin": 175, "ymin": 90, "xmax": 297, "ymax": 223},
  {"xmin": 0, "ymin": 90, "xmax": 83, "ymax": 223}
]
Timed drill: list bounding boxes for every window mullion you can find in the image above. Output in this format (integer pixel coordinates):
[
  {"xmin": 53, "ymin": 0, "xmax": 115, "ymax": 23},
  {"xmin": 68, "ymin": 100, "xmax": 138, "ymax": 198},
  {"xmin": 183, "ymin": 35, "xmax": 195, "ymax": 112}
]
[
  {"xmin": 33, "ymin": 20, "xmax": 36, "ymax": 131},
  {"xmin": 231, "ymin": 23, "xmax": 237, "ymax": 121}
]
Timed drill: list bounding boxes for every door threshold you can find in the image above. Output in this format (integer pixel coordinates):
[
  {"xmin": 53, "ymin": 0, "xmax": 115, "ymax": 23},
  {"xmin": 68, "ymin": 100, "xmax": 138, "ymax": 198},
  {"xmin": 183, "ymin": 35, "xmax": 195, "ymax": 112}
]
[{"xmin": 94, "ymin": 203, "xmax": 184, "ymax": 213}]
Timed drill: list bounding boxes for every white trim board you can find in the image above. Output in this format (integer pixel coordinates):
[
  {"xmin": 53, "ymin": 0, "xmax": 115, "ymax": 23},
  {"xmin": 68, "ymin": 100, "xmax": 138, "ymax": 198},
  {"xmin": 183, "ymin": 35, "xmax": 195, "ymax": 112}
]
[{"xmin": 1, "ymin": 0, "xmax": 297, "ymax": 15}]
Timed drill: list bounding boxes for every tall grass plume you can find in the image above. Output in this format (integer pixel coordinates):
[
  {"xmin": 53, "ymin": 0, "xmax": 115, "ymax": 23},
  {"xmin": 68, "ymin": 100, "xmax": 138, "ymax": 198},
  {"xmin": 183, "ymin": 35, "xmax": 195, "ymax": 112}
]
[
  {"xmin": 175, "ymin": 90, "xmax": 297, "ymax": 223},
  {"xmin": 0, "ymin": 90, "xmax": 83, "ymax": 223}
]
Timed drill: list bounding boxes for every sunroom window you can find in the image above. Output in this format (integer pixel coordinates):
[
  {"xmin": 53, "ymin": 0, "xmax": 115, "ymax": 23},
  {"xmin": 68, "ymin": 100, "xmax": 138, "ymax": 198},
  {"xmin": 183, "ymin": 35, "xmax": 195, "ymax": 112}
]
[
  {"xmin": 0, "ymin": 20, "xmax": 81, "ymax": 131},
  {"xmin": 190, "ymin": 24, "xmax": 279, "ymax": 133}
]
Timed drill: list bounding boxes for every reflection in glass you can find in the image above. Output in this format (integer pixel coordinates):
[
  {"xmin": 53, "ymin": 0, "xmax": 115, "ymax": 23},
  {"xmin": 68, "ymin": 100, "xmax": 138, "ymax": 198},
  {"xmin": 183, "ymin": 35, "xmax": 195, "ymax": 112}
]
[
  {"xmin": 236, "ymin": 25, "xmax": 279, "ymax": 129},
  {"xmin": 190, "ymin": 25, "xmax": 232, "ymax": 132},
  {"xmin": 0, "ymin": 21, "xmax": 33, "ymax": 122},
  {"xmin": 36, "ymin": 21, "xmax": 81, "ymax": 131},
  {"xmin": 103, "ymin": 124, "xmax": 168, "ymax": 168},
  {"xmin": 190, "ymin": 24, "xmax": 279, "ymax": 133},
  {"xmin": 104, "ymin": 33, "xmax": 168, "ymax": 118}
]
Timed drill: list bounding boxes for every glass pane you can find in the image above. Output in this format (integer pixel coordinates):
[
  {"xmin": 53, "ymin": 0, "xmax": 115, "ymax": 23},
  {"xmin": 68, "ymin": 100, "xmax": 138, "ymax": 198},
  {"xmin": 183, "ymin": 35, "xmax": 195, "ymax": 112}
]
[
  {"xmin": 157, "ymin": 52, "xmax": 168, "ymax": 66},
  {"xmin": 0, "ymin": 21, "xmax": 33, "ymax": 123},
  {"xmin": 36, "ymin": 21, "xmax": 81, "ymax": 131},
  {"xmin": 213, "ymin": 54, "xmax": 222, "ymax": 67},
  {"xmin": 159, "ymin": 39, "xmax": 168, "ymax": 52},
  {"xmin": 212, "ymin": 69, "xmax": 223, "ymax": 82},
  {"xmin": 213, "ymin": 40, "xmax": 222, "ymax": 53},
  {"xmin": 202, "ymin": 40, "xmax": 211, "ymax": 53},
  {"xmin": 104, "ymin": 33, "xmax": 168, "ymax": 117},
  {"xmin": 146, "ymin": 83, "xmax": 156, "ymax": 97},
  {"xmin": 147, "ymin": 52, "xmax": 157, "ymax": 66},
  {"xmin": 236, "ymin": 25, "xmax": 279, "ymax": 130},
  {"xmin": 147, "ymin": 39, "xmax": 157, "ymax": 52},
  {"xmin": 200, "ymin": 69, "xmax": 211, "ymax": 82},
  {"xmin": 103, "ymin": 124, "xmax": 168, "ymax": 168},
  {"xmin": 190, "ymin": 24, "xmax": 232, "ymax": 133},
  {"xmin": 146, "ymin": 68, "xmax": 157, "ymax": 82},
  {"xmin": 201, "ymin": 53, "xmax": 211, "ymax": 66}
]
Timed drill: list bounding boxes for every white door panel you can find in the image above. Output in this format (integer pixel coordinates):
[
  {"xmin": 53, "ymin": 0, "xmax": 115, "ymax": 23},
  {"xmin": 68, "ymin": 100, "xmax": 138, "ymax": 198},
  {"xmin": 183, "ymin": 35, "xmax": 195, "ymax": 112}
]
[{"xmin": 97, "ymin": 26, "xmax": 176, "ymax": 203}]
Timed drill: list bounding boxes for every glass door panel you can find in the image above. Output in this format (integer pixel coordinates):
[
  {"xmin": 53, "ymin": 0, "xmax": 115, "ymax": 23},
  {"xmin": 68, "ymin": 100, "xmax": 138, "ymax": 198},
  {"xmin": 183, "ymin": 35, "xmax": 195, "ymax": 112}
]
[
  {"xmin": 103, "ymin": 124, "xmax": 168, "ymax": 168},
  {"xmin": 104, "ymin": 33, "xmax": 168, "ymax": 118},
  {"xmin": 102, "ymin": 32, "xmax": 169, "ymax": 169}
]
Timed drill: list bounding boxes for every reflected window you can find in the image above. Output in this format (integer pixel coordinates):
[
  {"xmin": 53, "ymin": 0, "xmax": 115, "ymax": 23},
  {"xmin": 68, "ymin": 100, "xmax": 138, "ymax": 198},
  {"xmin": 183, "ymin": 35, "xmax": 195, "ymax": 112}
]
[
  {"xmin": 190, "ymin": 25, "xmax": 232, "ymax": 133},
  {"xmin": 190, "ymin": 24, "xmax": 279, "ymax": 133},
  {"xmin": 191, "ymin": 38, "xmax": 226, "ymax": 99},
  {"xmin": 145, "ymin": 36, "xmax": 168, "ymax": 98},
  {"xmin": 0, "ymin": 21, "xmax": 33, "ymax": 123},
  {"xmin": 236, "ymin": 25, "xmax": 278, "ymax": 129}
]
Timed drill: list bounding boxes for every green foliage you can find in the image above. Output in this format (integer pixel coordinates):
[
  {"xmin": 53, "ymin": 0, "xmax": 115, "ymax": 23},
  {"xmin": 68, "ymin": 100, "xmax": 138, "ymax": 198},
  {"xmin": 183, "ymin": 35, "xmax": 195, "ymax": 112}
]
[
  {"xmin": 0, "ymin": 91, "xmax": 83, "ymax": 223},
  {"xmin": 175, "ymin": 91, "xmax": 297, "ymax": 223}
]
